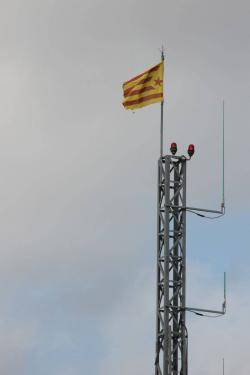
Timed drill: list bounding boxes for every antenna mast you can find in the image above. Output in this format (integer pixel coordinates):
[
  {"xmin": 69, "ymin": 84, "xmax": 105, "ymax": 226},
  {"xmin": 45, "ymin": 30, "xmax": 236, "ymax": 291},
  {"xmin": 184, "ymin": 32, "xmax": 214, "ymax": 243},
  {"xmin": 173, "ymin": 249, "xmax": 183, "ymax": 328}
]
[{"xmin": 155, "ymin": 140, "xmax": 226, "ymax": 375}]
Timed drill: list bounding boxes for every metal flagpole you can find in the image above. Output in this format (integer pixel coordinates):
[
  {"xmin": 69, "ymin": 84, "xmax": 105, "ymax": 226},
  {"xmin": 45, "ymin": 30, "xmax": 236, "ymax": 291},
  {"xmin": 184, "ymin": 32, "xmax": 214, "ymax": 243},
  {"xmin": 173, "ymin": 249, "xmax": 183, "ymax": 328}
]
[{"xmin": 160, "ymin": 49, "xmax": 165, "ymax": 157}]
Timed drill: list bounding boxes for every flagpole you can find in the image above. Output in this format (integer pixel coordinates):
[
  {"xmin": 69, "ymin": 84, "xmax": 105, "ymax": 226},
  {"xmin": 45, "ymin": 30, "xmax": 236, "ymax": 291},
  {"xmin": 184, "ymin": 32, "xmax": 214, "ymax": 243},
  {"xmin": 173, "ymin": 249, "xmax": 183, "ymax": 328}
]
[{"xmin": 160, "ymin": 49, "xmax": 165, "ymax": 158}]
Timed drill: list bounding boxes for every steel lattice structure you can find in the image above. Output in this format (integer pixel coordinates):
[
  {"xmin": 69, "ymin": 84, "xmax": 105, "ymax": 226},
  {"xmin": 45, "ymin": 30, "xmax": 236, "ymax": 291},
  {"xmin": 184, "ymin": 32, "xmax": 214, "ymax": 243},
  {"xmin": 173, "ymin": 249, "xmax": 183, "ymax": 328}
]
[{"xmin": 155, "ymin": 154, "xmax": 188, "ymax": 375}]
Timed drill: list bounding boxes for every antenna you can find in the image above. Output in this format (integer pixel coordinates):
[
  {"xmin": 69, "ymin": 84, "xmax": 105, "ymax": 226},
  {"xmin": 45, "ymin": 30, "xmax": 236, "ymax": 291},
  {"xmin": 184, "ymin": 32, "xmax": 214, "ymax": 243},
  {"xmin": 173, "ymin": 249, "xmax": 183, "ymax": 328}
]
[
  {"xmin": 222, "ymin": 100, "xmax": 225, "ymax": 213},
  {"xmin": 177, "ymin": 101, "xmax": 226, "ymax": 217},
  {"xmin": 223, "ymin": 272, "xmax": 227, "ymax": 312}
]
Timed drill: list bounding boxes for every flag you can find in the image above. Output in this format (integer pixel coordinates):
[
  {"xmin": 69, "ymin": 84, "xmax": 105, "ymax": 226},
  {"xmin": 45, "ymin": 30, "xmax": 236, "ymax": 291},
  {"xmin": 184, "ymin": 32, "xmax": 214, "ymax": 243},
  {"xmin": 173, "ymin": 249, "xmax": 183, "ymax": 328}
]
[{"xmin": 122, "ymin": 62, "xmax": 164, "ymax": 110}]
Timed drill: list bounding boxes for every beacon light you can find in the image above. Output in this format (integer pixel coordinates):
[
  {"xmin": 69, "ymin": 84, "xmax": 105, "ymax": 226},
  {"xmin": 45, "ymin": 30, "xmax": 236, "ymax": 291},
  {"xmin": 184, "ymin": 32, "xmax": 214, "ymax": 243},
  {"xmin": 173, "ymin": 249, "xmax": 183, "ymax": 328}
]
[
  {"xmin": 188, "ymin": 144, "xmax": 195, "ymax": 157},
  {"xmin": 170, "ymin": 142, "xmax": 177, "ymax": 155}
]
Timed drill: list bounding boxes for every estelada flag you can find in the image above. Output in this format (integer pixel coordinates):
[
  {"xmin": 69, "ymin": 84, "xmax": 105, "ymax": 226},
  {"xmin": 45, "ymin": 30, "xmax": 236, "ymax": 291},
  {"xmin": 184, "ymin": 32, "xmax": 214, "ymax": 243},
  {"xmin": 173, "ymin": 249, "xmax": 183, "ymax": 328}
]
[{"xmin": 122, "ymin": 62, "xmax": 164, "ymax": 110}]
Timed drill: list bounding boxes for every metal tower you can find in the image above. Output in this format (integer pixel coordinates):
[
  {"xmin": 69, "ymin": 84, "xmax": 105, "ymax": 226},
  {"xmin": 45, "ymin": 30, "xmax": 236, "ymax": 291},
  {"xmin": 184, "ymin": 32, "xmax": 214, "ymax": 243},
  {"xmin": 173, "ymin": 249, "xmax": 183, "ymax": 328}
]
[
  {"xmin": 155, "ymin": 147, "xmax": 226, "ymax": 375},
  {"xmin": 155, "ymin": 154, "xmax": 188, "ymax": 375}
]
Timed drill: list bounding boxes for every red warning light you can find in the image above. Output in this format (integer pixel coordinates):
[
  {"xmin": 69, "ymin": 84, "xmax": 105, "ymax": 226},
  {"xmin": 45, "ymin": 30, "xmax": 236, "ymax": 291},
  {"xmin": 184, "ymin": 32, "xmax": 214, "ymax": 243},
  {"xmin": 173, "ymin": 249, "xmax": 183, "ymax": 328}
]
[
  {"xmin": 170, "ymin": 142, "xmax": 177, "ymax": 155},
  {"xmin": 188, "ymin": 144, "xmax": 195, "ymax": 157}
]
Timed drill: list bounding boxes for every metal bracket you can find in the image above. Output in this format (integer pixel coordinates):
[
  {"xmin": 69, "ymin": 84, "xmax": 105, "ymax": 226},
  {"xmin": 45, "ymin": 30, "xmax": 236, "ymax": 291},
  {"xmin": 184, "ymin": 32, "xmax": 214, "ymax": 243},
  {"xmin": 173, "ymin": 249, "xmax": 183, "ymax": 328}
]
[
  {"xmin": 167, "ymin": 272, "xmax": 227, "ymax": 316},
  {"xmin": 185, "ymin": 272, "xmax": 227, "ymax": 316},
  {"xmin": 164, "ymin": 205, "xmax": 224, "ymax": 215}
]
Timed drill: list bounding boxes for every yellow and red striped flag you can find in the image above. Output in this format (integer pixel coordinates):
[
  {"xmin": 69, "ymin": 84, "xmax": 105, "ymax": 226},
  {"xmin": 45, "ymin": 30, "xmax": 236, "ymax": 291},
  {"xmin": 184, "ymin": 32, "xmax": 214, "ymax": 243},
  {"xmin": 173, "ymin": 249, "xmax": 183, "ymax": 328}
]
[{"xmin": 122, "ymin": 62, "xmax": 164, "ymax": 110}]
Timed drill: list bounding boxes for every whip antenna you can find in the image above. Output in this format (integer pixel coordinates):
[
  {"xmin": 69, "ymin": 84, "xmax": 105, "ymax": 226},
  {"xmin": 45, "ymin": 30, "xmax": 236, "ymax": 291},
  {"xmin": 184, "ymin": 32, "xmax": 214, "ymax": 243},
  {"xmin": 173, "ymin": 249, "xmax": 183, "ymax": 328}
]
[{"xmin": 222, "ymin": 100, "xmax": 225, "ymax": 213}]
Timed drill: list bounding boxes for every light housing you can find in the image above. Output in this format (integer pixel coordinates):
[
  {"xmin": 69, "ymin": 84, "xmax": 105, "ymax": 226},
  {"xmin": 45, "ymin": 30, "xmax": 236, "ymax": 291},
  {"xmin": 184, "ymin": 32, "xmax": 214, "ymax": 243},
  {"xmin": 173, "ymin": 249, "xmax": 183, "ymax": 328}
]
[
  {"xmin": 170, "ymin": 142, "xmax": 177, "ymax": 155},
  {"xmin": 188, "ymin": 144, "xmax": 195, "ymax": 157}
]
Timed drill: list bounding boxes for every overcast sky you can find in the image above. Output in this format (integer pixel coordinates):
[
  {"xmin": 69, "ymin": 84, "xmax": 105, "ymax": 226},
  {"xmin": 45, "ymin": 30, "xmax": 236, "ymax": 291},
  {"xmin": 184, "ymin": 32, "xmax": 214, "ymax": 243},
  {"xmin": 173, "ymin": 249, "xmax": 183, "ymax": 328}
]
[{"xmin": 0, "ymin": 0, "xmax": 249, "ymax": 374}]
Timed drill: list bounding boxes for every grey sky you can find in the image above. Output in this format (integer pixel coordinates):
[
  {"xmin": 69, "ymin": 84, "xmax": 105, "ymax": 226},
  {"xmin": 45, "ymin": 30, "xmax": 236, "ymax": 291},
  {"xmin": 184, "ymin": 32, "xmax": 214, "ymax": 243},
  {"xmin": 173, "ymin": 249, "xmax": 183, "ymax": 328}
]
[{"xmin": 0, "ymin": 0, "xmax": 249, "ymax": 374}]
